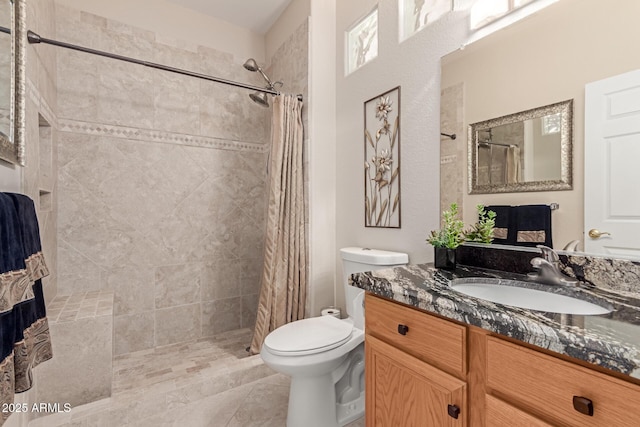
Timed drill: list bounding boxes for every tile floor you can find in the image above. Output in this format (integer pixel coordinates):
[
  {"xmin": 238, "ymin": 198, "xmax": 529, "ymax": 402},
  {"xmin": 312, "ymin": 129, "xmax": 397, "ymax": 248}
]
[{"xmin": 30, "ymin": 328, "xmax": 365, "ymax": 427}]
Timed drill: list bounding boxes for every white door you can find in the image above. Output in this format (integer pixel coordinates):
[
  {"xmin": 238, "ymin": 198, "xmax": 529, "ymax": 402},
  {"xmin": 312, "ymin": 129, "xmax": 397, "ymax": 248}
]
[{"xmin": 584, "ymin": 69, "xmax": 640, "ymax": 257}]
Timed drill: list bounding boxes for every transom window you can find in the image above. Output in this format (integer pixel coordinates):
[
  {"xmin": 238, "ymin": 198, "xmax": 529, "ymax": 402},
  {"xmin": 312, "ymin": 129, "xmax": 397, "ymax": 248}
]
[
  {"xmin": 399, "ymin": 0, "xmax": 452, "ymax": 41},
  {"xmin": 470, "ymin": 0, "xmax": 534, "ymax": 29},
  {"xmin": 346, "ymin": 8, "xmax": 379, "ymax": 75}
]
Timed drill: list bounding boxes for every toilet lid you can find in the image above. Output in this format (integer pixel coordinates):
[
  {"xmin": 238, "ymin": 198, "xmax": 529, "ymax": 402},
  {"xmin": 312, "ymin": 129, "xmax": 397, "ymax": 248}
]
[{"xmin": 264, "ymin": 315, "xmax": 353, "ymax": 356}]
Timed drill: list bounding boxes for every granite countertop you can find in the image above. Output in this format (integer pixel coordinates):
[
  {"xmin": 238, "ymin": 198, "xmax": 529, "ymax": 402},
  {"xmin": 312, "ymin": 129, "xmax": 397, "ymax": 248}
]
[{"xmin": 351, "ymin": 264, "xmax": 640, "ymax": 380}]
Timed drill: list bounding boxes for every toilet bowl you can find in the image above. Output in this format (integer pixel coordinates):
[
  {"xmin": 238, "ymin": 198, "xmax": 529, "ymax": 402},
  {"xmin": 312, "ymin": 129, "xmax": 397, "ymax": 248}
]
[
  {"xmin": 261, "ymin": 315, "xmax": 365, "ymax": 426},
  {"xmin": 260, "ymin": 247, "xmax": 409, "ymax": 427}
]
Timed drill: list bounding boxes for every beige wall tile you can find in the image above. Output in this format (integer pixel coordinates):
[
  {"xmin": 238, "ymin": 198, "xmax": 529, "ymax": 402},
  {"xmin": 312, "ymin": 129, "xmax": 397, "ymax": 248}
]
[
  {"xmin": 155, "ymin": 304, "xmax": 201, "ymax": 346},
  {"xmin": 114, "ymin": 312, "xmax": 155, "ymax": 355},
  {"xmin": 57, "ymin": 239, "xmax": 102, "ymax": 295},
  {"xmin": 241, "ymin": 294, "xmax": 259, "ymax": 330},
  {"xmin": 200, "ymin": 259, "xmax": 242, "ymax": 302},
  {"xmin": 108, "ymin": 267, "xmax": 154, "ymax": 315},
  {"xmin": 56, "ymin": 49, "xmax": 99, "ymax": 122},
  {"xmin": 152, "ymin": 72, "xmax": 200, "ymax": 135},
  {"xmin": 97, "ymin": 60, "xmax": 154, "ymax": 128},
  {"xmin": 202, "ymin": 298, "xmax": 241, "ymax": 337},
  {"xmin": 155, "ymin": 264, "xmax": 201, "ymax": 309}
]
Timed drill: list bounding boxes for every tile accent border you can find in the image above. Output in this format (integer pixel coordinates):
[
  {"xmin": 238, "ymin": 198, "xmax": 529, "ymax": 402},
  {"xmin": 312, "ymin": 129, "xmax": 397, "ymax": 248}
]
[
  {"xmin": 58, "ymin": 118, "xmax": 269, "ymax": 153},
  {"xmin": 440, "ymin": 154, "xmax": 456, "ymax": 165}
]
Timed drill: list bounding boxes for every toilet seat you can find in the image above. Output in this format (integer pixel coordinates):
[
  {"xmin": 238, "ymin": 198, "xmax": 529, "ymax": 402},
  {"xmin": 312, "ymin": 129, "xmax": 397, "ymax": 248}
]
[{"xmin": 264, "ymin": 315, "xmax": 354, "ymax": 357}]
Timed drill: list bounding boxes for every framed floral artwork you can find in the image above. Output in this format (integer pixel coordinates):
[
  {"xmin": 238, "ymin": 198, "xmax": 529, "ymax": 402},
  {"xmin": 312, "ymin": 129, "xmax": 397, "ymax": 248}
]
[{"xmin": 364, "ymin": 86, "xmax": 401, "ymax": 228}]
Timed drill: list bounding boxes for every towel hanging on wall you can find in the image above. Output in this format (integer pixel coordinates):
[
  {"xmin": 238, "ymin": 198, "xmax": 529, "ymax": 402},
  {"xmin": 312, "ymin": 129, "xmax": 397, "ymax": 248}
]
[
  {"xmin": 485, "ymin": 205, "xmax": 513, "ymax": 245},
  {"xmin": 505, "ymin": 146, "xmax": 521, "ymax": 184},
  {"xmin": 0, "ymin": 193, "xmax": 53, "ymax": 425},
  {"xmin": 514, "ymin": 204, "xmax": 553, "ymax": 248},
  {"xmin": 486, "ymin": 204, "xmax": 553, "ymax": 248}
]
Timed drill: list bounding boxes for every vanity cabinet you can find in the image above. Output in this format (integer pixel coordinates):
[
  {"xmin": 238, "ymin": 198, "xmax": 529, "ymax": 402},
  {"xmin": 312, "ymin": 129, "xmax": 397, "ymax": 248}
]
[
  {"xmin": 486, "ymin": 336, "xmax": 640, "ymax": 426},
  {"xmin": 365, "ymin": 294, "xmax": 467, "ymax": 426},
  {"xmin": 364, "ymin": 293, "xmax": 640, "ymax": 427}
]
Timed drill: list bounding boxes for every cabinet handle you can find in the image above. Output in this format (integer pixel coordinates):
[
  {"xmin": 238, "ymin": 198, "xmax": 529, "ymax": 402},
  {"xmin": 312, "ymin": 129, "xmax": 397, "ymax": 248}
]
[
  {"xmin": 447, "ymin": 404, "xmax": 460, "ymax": 419},
  {"xmin": 572, "ymin": 396, "xmax": 594, "ymax": 416},
  {"xmin": 397, "ymin": 324, "xmax": 409, "ymax": 335}
]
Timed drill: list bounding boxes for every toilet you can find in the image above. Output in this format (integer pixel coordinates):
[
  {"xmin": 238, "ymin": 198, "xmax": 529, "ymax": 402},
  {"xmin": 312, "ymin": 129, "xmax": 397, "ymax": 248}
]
[{"xmin": 260, "ymin": 247, "xmax": 409, "ymax": 427}]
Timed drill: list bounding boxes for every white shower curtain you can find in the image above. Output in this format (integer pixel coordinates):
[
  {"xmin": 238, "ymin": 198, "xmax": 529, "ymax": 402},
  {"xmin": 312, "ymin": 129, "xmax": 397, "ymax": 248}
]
[{"xmin": 250, "ymin": 94, "xmax": 307, "ymax": 354}]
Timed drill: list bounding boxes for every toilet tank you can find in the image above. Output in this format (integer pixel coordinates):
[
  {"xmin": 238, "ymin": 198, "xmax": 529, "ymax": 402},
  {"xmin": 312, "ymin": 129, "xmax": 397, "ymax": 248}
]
[{"xmin": 340, "ymin": 247, "xmax": 409, "ymax": 327}]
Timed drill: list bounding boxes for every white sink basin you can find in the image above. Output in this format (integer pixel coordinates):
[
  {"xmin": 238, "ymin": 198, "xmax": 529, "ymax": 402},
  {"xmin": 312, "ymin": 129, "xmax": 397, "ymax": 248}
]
[{"xmin": 450, "ymin": 280, "xmax": 611, "ymax": 315}]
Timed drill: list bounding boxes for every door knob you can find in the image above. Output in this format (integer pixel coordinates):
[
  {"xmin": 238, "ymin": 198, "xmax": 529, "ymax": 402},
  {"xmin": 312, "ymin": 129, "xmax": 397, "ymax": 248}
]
[{"xmin": 588, "ymin": 229, "xmax": 611, "ymax": 239}]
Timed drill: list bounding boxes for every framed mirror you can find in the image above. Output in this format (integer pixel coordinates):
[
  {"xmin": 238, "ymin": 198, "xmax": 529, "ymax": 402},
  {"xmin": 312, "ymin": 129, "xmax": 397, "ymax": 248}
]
[
  {"xmin": 468, "ymin": 100, "xmax": 573, "ymax": 194},
  {"xmin": 0, "ymin": 0, "xmax": 26, "ymax": 166}
]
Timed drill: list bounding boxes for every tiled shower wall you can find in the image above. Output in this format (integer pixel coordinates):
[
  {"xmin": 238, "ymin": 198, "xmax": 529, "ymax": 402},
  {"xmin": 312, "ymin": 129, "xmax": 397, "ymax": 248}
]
[
  {"xmin": 439, "ymin": 82, "xmax": 464, "ymax": 218},
  {"xmin": 54, "ymin": 5, "xmax": 272, "ymax": 355}
]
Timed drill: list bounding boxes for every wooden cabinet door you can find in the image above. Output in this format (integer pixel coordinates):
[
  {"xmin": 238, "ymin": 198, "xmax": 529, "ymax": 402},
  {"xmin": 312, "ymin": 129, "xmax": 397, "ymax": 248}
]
[{"xmin": 366, "ymin": 334, "xmax": 467, "ymax": 427}]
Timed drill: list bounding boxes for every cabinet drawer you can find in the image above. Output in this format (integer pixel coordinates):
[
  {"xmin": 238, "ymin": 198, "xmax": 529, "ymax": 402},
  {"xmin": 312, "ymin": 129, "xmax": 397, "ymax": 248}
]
[
  {"xmin": 486, "ymin": 395, "xmax": 552, "ymax": 427},
  {"xmin": 365, "ymin": 294, "xmax": 466, "ymax": 377},
  {"xmin": 487, "ymin": 336, "xmax": 640, "ymax": 427},
  {"xmin": 366, "ymin": 334, "xmax": 467, "ymax": 427}
]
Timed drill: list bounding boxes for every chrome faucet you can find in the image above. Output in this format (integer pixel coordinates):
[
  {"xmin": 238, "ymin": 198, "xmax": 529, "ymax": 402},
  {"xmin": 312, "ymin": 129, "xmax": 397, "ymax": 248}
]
[{"xmin": 528, "ymin": 245, "xmax": 579, "ymax": 286}]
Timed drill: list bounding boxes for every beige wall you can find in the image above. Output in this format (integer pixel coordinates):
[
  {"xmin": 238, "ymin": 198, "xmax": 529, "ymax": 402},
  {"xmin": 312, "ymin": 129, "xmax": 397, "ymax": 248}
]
[
  {"xmin": 441, "ymin": 0, "xmax": 640, "ymax": 250},
  {"xmin": 335, "ymin": 0, "xmax": 471, "ymax": 310},
  {"xmin": 308, "ymin": 0, "xmax": 337, "ymax": 315},
  {"xmin": 266, "ymin": 0, "xmax": 311, "ymax": 63}
]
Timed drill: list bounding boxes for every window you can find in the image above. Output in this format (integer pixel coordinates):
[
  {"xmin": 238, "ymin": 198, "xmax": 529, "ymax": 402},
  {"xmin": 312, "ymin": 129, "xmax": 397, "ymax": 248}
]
[
  {"xmin": 346, "ymin": 8, "xmax": 378, "ymax": 74},
  {"xmin": 400, "ymin": 0, "xmax": 452, "ymax": 41},
  {"xmin": 542, "ymin": 112, "xmax": 561, "ymax": 135},
  {"xmin": 470, "ymin": 0, "xmax": 534, "ymax": 29}
]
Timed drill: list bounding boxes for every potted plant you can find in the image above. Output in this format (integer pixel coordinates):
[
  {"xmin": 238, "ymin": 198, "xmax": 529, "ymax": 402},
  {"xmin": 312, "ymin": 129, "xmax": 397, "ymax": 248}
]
[
  {"xmin": 427, "ymin": 203, "xmax": 464, "ymax": 269},
  {"xmin": 464, "ymin": 205, "xmax": 496, "ymax": 244}
]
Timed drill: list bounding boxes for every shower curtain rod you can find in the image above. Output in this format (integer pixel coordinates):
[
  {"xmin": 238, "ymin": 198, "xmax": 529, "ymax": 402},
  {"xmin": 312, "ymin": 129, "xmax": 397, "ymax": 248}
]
[
  {"xmin": 23, "ymin": 29, "xmax": 303, "ymax": 102},
  {"xmin": 478, "ymin": 140, "xmax": 515, "ymax": 148}
]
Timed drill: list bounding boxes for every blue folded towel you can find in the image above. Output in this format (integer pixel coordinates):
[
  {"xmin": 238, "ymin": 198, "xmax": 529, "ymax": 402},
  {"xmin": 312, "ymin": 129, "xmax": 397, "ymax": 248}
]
[
  {"xmin": 0, "ymin": 192, "xmax": 53, "ymax": 397},
  {"xmin": 514, "ymin": 204, "xmax": 552, "ymax": 248},
  {"xmin": 485, "ymin": 204, "xmax": 553, "ymax": 247},
  {"xmin": 485, "ymin": 205, "xmax": 515, "ymax": 245},
  {"xmin": 0, "ymin": 193, "xmax": 27, "ymax": 274}
]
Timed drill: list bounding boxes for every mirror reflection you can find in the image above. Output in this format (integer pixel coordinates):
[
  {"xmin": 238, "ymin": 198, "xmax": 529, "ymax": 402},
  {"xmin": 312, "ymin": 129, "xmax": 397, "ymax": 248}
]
[
  {"xmin": 0, "ymin": 0, "xmax": 10, "ymax": 142},
  {"xmin": 440, "ymin": 0, "xmax": 640, "ymax": 258},
  {"xmin": 469, "ymin": 100, "xmax": 572, "ymax": 193},
  {"xmin": 0, "ymin": 0, "xmax": 24, "ymax": 165}
]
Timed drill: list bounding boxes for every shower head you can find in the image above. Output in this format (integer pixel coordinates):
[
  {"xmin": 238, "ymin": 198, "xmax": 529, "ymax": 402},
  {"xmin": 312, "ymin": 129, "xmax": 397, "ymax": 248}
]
[
  {"xmin": 243, "ymin": 58, "xmax": 274, "ymax": 87},
  {"xmin": 249, "ymin": 91, "xmax": 270, "ymax": 108},
  {"xmin": 243, "ymin": 58, "xmax": 282, "ymax": 107},
  {"xmin": 243, "ymin": 58, "xmax": 260, "ymax": 72}
]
